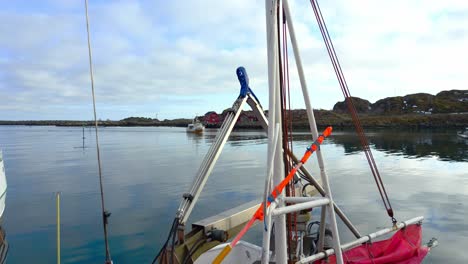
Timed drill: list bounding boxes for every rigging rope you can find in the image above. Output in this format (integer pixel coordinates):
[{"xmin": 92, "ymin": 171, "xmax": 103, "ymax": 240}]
[
  {"xmin": 279, "ymin": 7, "xmax": 298, "ymax": 261},
  {"xmin": 84, "ymin": 1, "xmax": 113, "ymax": 262},
  {"xmin": 309, "ymin": 0, "xmax": 396, "ymax": 223},
  {"xmin": 276, "ymin": 4, "xmax": 294, "ymax": 260},
  {"xmin": 151, "ymin": 218, "xmax": 179, "ymax": 264}
]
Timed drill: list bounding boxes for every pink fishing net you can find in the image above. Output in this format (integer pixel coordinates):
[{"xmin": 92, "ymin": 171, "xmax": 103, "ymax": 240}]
[{"xmin": 317, "ymin": 224, "xmax": 429, "ymax": 264}]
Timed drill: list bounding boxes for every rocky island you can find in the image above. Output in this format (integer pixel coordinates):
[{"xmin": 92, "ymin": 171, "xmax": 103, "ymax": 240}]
[{"xmin": 1, "ymin": 89, "xmax": 467, "ymax": 128}]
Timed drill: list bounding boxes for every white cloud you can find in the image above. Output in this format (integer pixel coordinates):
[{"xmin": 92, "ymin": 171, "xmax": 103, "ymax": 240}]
[{"xmin": 1, "ymin": 0, "xmax": 467, "ymax": 120}]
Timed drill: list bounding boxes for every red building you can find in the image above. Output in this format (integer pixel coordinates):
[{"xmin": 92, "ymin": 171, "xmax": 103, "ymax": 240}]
[{"xmin": 204, "ymin": 111, "xmax": 220, "ymax": 125}]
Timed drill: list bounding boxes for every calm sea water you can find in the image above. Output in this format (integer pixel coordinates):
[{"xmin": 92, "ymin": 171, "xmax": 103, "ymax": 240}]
[{"xmin": 0, "ymin": 126, "xmax": 467, "ymax": 263}]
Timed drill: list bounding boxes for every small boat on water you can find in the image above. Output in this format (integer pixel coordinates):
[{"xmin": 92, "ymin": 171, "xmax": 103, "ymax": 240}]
[
  {"xmin": 187, "ymin": 118, "xmax": 205, "ymax": 134},
  {"xmin": 457, "ymin": 128, "xmax": 468, "ymax": 139}
]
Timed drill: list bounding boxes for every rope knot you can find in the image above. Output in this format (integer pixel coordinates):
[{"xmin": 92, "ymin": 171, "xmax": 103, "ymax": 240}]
[{"xmin": 103, "ymin": 210, "xmax": 111, "ymax": 225}]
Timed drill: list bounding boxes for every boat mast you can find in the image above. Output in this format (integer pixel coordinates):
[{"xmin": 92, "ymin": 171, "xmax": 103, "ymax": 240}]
[
  {"xmin": 265, "ymin": 0, "xmax": 287, "ymax": 262},
  {"xmin": 264, "ymin": 0, "xmax": 344, "ymax": 263},
  {"xmin": 282, "ymin": 0, "xmax": 344, "ymax": 261}
]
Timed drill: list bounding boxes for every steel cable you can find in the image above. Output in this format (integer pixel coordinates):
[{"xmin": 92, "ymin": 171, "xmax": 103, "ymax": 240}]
[{"xmin": 309, "ymin": 0, "xmax": 395, "ymax": 221}]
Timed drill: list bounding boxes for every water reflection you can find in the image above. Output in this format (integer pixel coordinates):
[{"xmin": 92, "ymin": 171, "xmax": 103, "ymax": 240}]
[
  {"xmin": 0, "ymin": 126, "xmax": 466, "ymax": 263},
  {"xmin": 200, "ymin": 129, "xmax": 267, "ymax": 147},
  {"xmin": 398, "ymin": 192, "xmax": 468, "ymax": 235},
  {"xmin": 327, "ymin": 130, "xmax": 467, "ymax": 162},
  {"xmin": 209, "ymin": 128, "xmax": 468, "ymax": 162},
  {"xmin": 185, "ymin": 130, "xmax": 204, "ymax": 144},
  {"xmin": 190, "ymin": 128, "xmax": 467, "ymax": 162}
]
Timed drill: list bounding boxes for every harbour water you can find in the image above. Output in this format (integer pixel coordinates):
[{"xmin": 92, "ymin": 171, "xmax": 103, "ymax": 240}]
[{"xmin": 0, "ymin": 126, "xmax": 466, "ymax": 263}]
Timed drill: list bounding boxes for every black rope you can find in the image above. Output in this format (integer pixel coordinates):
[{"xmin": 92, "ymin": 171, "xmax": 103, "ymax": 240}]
[
  {"xmin": 152, "ymin": 218, "xmax": 179, "ymax": 264},
  {"xmin": 170, "ymin": 220, "xmax": 178, "ymax": 264},
  {"xmin": 0, "ymin": 243, "xmax": 7, "ymax": 264},
  {"xmin": 0, "ymin": 228, "xmax": 8, "ymax": 264},
  {"xmin": 182, "ymin": 237, "xmax": 206, "ymax": 264},
  {"xmin": 297, "ymin": 169, "xmax": 312, "ymax": 183}
]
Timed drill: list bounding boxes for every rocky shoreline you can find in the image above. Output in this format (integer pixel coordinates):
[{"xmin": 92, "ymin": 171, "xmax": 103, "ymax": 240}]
[
  {"xmin": 1, "ymin": 111, "xmax": 466, "ymax": 128},
  {"xmin": 2, "ymin": 89, "xmax": 466, "ymax": 128}
]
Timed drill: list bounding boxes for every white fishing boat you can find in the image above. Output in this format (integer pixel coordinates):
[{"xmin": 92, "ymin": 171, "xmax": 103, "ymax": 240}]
[
  {"xmin": 153, "ymin": 1, "xmax": 436, "ymax": 263},
  {"xmin": 457, "ymin": 128, "xmax": 468, "ymax": 139},
  {"xmin": 187, "ymin": 119, "xmax": 205, "ymax": 134}
]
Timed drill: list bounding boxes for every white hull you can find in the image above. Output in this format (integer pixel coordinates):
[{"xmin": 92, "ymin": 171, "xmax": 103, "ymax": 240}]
[
  {"xmin": 0, "ymin": 151, "xmax": 6, "ymax": 219},
  {"xmin": 457, "ymin": 133, "xmax": 468, "ymax": 139}
]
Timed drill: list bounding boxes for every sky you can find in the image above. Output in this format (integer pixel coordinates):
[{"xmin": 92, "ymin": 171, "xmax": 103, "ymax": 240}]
[{"xmin": 1, "ymin": 0, "xmax": 467, "ymax": 120}]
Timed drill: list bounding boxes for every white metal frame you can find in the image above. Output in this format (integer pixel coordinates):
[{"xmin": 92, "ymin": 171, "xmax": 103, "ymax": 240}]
[
  {"xmin": 261, "ymin": 1, "xmax": 423, "ymax": 264},
  {"xmin": 177, "ymin": 93, "xmax": 264, "ymax": 225},
  {"xmin": 174, "ymin": 1, "xmax": 425, "ymax": 262},
  {"xmin": 263, "ymin": 0, "xmax": 343, "ymax": 263},
  {"xmin": 298, "ymin": 217, "xmax": 424, "ymax": 264}
]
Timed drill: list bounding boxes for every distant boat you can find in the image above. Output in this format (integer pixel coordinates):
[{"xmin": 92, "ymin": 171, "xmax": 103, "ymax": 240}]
[
  {"xmin": 457, "ymin": 128, "xmax": 468, "ymax": 139},
  {"xmin": 187, "ymin": 118, "xmax": 205, "ymax": 134}
]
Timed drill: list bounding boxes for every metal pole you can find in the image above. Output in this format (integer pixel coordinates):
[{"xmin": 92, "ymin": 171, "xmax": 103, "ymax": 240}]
[
  {"xmin": 264, "ymin": 0, "xmax": 287, "ymax": 263},
  {"xmin": 263, "ymin": 123, "xmax": 280, "ymax": 226},
  {"xmin": 190, "ymin": 107, "xmax": 236, "ymax": 194},
  {"xmin": 186, "ymin": 113, "xmax": 233, "ymax": 195},
  {"xmin": 287, "ymin": 150, "xmax": 361, "ymax": 238},
  {"xmin": 246, "ymin": 95, "xmax": 269, "ymax": 131},
  {"xmin": 261, "ymin": 202, "xmax": 276, "ymax": 264},
  {"xmin": 191, "ymin": 111, "xmax": 234, "ymax": 188},
  {"xmin": 274, "ymin": 1, "xmax": 289, "ymax": 261},
  {"xmin": 181, "ymin": 98, "xmax": 248, "ymax": 224},
  {"xmin": 260, "ymin": 121, "xmax": 277, "ymax": 264},
  {"xmin": 249, "ymin": 95, "xmax": 361, "ymax": 233},
  {"xmin": 283, "ymin": 1, "xmax": 343, "ymax": 263},
  {"xmin": 56, "ymin": 192, "xmax": 61, "ymax": 264},
  {"xmin": 248, "ymin": 93, "xmax": 361, "ymax": 238},
  {"xmin": 271, "ymin": 198, "xmax": 330, "ymax": 216},
  {"xmin": 317, "ymin": 205, "xmax": 326, "ymax": 251},
  {"xmin": 181, "ymin": 112, "xmax": 234, "ymax": 215},
  {"xmin": 283, "ymin": 196, "xmax": 326, "ymax": 203}
]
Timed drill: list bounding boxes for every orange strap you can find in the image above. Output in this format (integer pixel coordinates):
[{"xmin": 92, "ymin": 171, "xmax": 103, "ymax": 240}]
[{"xmin": 254, "ymin": 126, "xmax": 333, "ymax": 221}]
